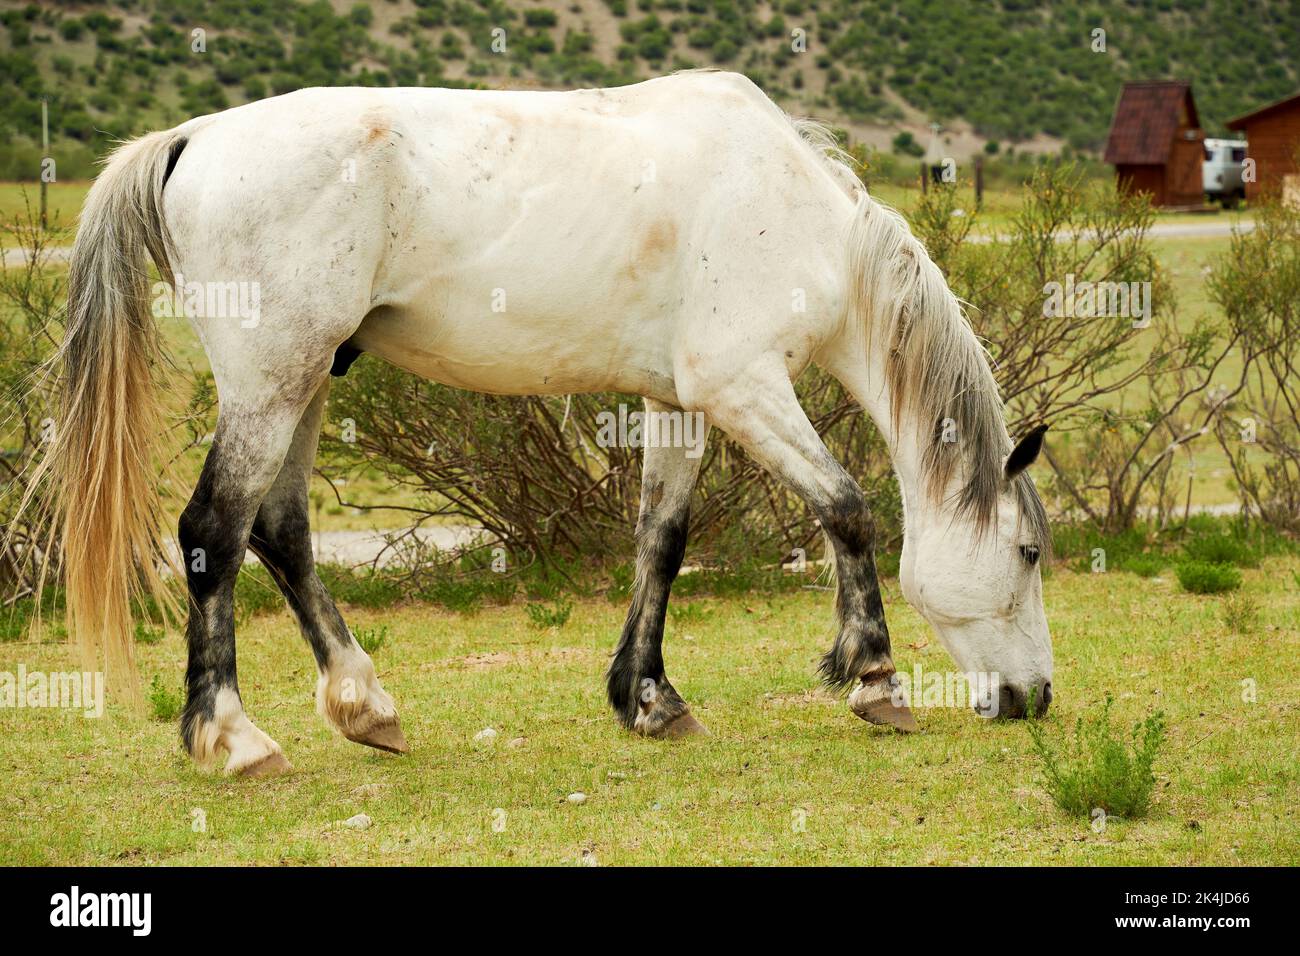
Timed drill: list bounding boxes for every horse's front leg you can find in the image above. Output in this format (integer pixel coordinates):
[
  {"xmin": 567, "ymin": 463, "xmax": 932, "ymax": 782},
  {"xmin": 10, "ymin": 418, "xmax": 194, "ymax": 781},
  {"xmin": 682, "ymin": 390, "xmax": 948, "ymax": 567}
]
[
  {"xmin": 606, "ymin": 399, "xmax": 710, "ymax": 737},
  {"xmin": 696, "ymin": 360, "xmax": 917, "ymax": 732}
]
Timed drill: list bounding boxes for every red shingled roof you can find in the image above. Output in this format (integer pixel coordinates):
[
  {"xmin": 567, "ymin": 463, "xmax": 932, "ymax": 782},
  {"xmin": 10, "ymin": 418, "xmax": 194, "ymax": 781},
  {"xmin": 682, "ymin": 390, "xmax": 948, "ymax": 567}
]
[
  {"xmin": 1227, "ymin": 89, "xmax": 1300, "ymax": 129},
  {"xmin": 1104, "ymin": 82, "xmax": 1200, "ymax": 165}
]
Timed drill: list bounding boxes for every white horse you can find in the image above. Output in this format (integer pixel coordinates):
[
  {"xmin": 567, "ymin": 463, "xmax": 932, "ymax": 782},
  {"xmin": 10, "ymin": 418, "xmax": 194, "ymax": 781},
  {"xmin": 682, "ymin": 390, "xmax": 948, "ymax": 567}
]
[{"xmin": 48, "ymin": 71, "xmax": 1052, "ymax": 776}]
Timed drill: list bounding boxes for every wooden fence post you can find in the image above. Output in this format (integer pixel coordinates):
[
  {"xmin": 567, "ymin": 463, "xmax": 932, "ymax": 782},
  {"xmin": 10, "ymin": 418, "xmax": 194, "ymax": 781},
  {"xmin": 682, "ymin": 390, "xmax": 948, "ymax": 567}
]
[{"xmin": 40, "ymin": 98, "xmax": 49, "ymax": 232}]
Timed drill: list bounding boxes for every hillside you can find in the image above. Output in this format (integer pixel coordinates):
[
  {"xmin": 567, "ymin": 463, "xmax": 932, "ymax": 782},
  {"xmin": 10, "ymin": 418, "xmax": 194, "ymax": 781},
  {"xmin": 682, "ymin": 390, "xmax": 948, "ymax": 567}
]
[{"xmin": 1, "ymin": 0, "xmax": 1298, "ymax": 178}]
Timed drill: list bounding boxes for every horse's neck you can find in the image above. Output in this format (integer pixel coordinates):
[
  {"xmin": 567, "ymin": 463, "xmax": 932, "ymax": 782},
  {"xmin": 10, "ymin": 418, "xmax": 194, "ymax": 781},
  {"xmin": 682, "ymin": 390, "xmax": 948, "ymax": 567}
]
[{"xmin": 822, "ymin": 346, "xmax": 926, "ymax": 513}]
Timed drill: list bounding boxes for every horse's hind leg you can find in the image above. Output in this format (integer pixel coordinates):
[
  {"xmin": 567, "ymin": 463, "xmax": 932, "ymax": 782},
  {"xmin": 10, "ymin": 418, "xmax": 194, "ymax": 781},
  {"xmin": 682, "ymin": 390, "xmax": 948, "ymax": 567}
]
[
  {"xmin": 607, "ymin": 399, "xmax": 709, "ymax": 738},
  {"xmin": 691, "ymin": 357, "xmax": 916, "ymax": 732},
  {"xmin": 247, "ymin": 382, "xmax": 406, "ymax": 754},
  {"xmin": 179, "ymin": 381, "xmax": 328, "ymax": 776}
]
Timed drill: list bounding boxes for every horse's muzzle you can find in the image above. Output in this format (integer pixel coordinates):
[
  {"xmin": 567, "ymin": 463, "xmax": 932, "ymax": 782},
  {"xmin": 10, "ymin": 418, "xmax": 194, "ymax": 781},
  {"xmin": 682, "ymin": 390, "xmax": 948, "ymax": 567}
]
[{"xmin": 999, "ymin": 679, "xmax": 1051, "ymax": 719}]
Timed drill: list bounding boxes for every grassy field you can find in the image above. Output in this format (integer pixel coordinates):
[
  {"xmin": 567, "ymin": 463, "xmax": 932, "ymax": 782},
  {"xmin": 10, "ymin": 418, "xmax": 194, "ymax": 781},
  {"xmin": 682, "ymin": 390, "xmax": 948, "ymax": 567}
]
[
  {"xmin": 1, "ymin": 557, "xmax": 1296, "ymax": 865},
  {"xmin": 0, "ymin": 181, "xmax": 87, "ymax": 236}
]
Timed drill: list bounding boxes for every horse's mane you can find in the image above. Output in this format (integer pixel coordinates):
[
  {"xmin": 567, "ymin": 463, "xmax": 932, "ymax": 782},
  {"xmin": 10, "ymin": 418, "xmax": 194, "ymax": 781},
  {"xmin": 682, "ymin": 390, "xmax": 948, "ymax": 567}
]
[{"xmin": 792, "ymin": 118, "xmax": 1050, "ymax": 552}]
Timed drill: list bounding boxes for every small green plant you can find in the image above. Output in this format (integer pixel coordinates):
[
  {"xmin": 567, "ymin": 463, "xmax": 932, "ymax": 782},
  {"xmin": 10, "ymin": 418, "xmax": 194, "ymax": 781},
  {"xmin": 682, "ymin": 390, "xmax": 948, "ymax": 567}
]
[
  {"xmin": 1220, "ymin": 593, "xmax": 1260, "ymax": 633},
  {"xmin": 234, "ymin": 565, "xmax": 284, "ymax": 622},
  {"xmin": 1120, "ymin": 553, "xmax": 1165, "ymax": 578},
  {"xmin": 668, "ymin": 601, "xmax": 708, "ymax": 624},
  {"xmin": 318, "ymin": 565, "xmax": 405, "ymax": 608},
  {"xmin": 1182, "ymin": 533, "xmax": 1259, "ymax": 568},
  {"xmin": 1027, "ymin": 694, "xmax": 1166, "ymax": 819},
  {"xmin": 354, "ymin": 625, "xmax": 388, "ymax": 655},
  {"xmin": 0, "ymin": 613, "xmax": 25, "ymax": 643},
  {"xmin": 1175, "ymin": 560, "xmax": 1241, "ymax": 594},
  {"xmin": 606, "ymin": 563, "xmax": 635, "ymax": 604},
  {"xmin": 525, "ymin": 598, "xmax": 573, "ymax": 629},
  {"xmin": 147, "ymin": 675, "xmax": 182, "ymax": 722},
  {"xmin": 134, "ymin": 620, "xmax": 165, "ymax": 645}
]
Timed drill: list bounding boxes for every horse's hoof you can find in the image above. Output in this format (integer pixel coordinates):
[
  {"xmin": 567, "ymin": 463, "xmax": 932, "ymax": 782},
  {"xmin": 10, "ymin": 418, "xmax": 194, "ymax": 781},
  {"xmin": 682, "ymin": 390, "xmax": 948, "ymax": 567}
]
[
  {"xmin": 347, "ymin": 717, "xmax": 410, "ymax": 755},
  {"xmin": 849, "ymin": 677, "xmax": 919, "ymax": 733},
  {"xmin": 649, "ymin": 710, "xmax": 710, "ymax": 739},
  {"xmin": 235, "ymin": 750, "xmax": 293, "ymax": 778}
]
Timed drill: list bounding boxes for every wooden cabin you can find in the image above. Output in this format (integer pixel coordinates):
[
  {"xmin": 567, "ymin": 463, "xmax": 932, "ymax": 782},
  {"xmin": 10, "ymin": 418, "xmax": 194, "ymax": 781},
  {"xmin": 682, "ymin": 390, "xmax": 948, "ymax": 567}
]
[
  {"xmin": 1104, "ymin": 81, "xmax": 1205, "ymax": 208},
  {"xmin": 1227, "ymin": 90, "xmax": 1300, "ymax": 204}
]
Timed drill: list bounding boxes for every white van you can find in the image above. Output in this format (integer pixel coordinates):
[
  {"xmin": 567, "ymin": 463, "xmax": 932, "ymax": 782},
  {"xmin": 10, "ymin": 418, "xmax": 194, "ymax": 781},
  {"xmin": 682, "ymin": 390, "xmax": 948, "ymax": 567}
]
[{"xmin": 1203, "ymin": 138, "xmax": 1247, "ymax": 206}]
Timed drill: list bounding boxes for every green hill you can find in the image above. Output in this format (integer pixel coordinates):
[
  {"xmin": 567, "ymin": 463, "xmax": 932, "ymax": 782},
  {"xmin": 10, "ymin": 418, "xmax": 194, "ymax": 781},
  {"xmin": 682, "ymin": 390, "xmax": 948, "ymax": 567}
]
[{"xmin": 1, "ymin": 0, "xmax": 1297, "ymax": 178}]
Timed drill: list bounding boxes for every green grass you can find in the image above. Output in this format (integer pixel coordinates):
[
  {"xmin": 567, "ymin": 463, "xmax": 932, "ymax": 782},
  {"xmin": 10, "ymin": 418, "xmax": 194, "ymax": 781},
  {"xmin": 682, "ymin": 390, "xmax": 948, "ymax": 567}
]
[
  {"xmin": 0, "ymin": 181, "xmax": 88, "ymax": 238},
  {"xmin": 1, "ymin": 556, "xmax": 1296, "ymax": 865}
]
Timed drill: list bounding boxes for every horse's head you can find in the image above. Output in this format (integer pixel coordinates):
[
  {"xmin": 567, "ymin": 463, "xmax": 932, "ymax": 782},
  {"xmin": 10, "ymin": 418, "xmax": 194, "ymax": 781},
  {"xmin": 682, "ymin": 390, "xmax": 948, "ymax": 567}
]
[{"xmin": 898, "ymin": 425, "xmax": 1052, "ymax": 719}]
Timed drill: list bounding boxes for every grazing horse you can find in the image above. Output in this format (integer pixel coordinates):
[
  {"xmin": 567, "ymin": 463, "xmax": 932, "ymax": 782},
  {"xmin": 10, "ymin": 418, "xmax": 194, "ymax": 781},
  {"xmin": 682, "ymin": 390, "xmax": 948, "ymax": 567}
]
[{"xmin": 48, "ymin": 71, "xmax": 1052, "ymax": 776}]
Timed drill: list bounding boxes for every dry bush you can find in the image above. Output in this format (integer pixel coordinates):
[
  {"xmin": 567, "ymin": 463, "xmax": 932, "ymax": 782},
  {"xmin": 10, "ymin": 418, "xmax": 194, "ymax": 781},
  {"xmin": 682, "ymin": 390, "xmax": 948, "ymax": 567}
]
[
  {"xmin": 0, "ymin": 206, "xmax": 66, "ymax": 599},
  {"xmin": 911, "ymin": 163, "xmax": 1242, "ymax": 531},
  {"xmin": 1208, "ymin": 197, "xmax": 1300, "ymax": 531},
  {"xmin": 320, "ymin": 360, "xmax": 896, "ymax": 569}
]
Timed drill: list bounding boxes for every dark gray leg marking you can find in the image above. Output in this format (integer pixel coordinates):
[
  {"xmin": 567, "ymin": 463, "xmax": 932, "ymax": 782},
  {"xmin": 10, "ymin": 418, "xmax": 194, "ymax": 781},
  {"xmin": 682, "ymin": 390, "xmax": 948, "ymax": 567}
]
[
  {"xmin": 814, "ymin": 472, "xmax": 892, "ymax": 689},
  {"xmin": 607, "ymin": 493, "xmax": 692, "ymax": 733},
  {"xmin": 178, "ymin": 440, "xmax": 248, "ymax": 757},
  {"xmin": 606, "ymin": 399, "xmax": 709, "ymax": 737},
  {"xmin": 701, "ymin": 375, "xmax": 896, "ymax": 697},
  {"xmin": 245, "ymin": 390, "xmax": 351, "ymax": 671},
  {"xmin": 244, "ymin": 383, "xmax": 407, "ymax": 754},
  {"xmin": 177, "ymin": 388, "xmax": 327, "ymax": 767}
]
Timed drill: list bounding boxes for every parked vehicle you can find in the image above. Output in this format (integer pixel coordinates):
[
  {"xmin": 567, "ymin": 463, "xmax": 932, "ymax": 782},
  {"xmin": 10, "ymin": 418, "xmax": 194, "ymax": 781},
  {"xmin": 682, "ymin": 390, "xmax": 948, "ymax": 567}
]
[{"xmin": 1203, "ymin": 138, "xmax": 1247, "ymax": 206}]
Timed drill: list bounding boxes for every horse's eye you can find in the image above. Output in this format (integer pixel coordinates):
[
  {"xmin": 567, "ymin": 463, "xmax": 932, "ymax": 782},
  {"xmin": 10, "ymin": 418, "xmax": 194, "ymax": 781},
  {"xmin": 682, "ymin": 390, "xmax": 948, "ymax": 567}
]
[{"xmin": 1019, "ymin": 545, "xmax": 1040, "ymax": 566}]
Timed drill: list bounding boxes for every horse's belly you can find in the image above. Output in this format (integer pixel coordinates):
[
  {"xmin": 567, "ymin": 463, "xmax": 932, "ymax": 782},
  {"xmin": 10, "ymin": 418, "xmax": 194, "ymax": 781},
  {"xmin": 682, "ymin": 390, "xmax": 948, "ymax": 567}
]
[{"xmin": 352, "ymin": 295, "xmax": 680, "ymax": 403}]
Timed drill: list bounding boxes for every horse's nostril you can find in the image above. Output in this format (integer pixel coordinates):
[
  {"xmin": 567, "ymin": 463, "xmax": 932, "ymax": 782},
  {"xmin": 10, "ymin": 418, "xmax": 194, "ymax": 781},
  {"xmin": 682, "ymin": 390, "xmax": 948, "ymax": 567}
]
[
  {"xmin": 1042, "ymin": 681, "xmax": 1053, "ymax": 707},
  {"xmin": 999, "ymin": 684, "xmax": 1027, "ymax": 719}
]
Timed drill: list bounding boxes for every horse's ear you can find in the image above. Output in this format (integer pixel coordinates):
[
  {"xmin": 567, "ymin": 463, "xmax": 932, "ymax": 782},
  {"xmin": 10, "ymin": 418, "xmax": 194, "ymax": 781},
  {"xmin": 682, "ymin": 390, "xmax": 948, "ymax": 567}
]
[{"xmin": 1005, "ymin": 424, "xmax": 1049, "ymax": 480}]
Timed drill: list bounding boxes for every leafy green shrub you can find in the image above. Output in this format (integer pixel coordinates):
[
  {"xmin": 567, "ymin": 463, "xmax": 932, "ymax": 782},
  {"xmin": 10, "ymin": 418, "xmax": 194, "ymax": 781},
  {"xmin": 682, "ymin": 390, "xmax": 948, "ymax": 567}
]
[
  {"xmin": 147, "ymin": 676, "xmax": 182, "ymax": 722},
  {"xmin": 1208, "ymin": 197, "xmax": 1300, "ymax": 533},
  {"xmin": 417, "ymin": 571, "xmax": 514, "ymax": 613},
  {"xmin": 1028, "ymin": 695, "xmax": 1165, "ymax": 819},
  {"xmin": 1175, "ymin": 560, "xmax": 1241, "ymax": 594},
  {"xmin": 526, "ymin": 598, "xmax": 573, "ymax": 629},
  {"xmin": 0, "ymin": 613, "xmax": 25, "ymax": 643},
  {"xmin": 524, "ymin": 9, "xmax": 558, "ymax": 27},
  {"xmin": 1120, "ymin": 554, "xmax": 1165, "ymax": 578},
  {"xmin": 606, "ymin": 563, "xmax": 635, "ymax": 604},
  {"xmin": 354, "ymin": 625, "xmax": 388, "ymax": 655},
  {"xmin": 891, "ymin": 131, "xmax": 924, "ymax": 156},
  {"xmin": 1182, "ymin": 532, "xmax": 1259, "ymax": 568}
]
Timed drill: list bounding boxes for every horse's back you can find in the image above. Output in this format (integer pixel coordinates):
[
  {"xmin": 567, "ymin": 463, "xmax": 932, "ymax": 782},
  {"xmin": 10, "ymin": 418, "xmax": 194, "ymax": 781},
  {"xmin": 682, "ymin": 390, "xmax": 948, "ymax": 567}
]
[{"xmin": 161, "ymin": 73, "xmax": 855, "ymax": 403}]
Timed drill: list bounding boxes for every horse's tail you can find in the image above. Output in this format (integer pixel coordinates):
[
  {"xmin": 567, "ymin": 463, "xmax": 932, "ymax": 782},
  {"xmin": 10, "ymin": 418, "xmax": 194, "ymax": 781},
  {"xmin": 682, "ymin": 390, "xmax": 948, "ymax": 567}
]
[{"xmin": 46, "ymin": 129, "xmax": 189, "ymax": 704}]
